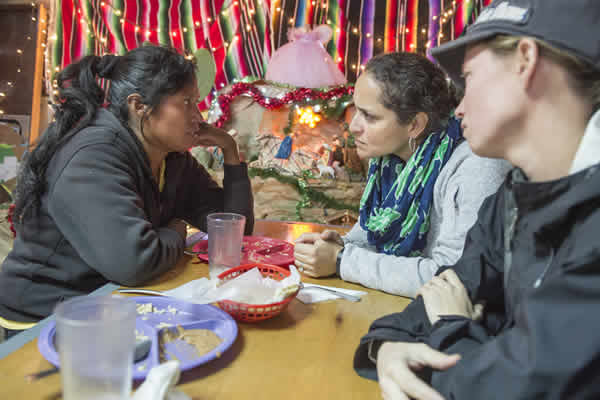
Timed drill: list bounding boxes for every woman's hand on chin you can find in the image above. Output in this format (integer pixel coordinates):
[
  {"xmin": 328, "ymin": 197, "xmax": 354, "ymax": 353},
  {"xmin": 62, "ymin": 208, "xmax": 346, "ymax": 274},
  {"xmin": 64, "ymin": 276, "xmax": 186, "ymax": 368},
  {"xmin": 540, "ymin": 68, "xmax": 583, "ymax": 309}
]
[{"xmin": 193, "ymin": 124, "xmax": 241, "ymax": 164}]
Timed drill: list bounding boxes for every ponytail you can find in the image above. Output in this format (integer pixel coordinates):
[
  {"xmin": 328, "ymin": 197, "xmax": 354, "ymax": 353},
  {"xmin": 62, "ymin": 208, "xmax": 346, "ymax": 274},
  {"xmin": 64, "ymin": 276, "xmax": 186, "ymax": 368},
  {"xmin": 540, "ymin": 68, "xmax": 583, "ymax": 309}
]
[
  {"xmin": 13, "ymin": 55, "xmax": 111, "ymax": 226},
  {"xmin": 14, "ymin": 45, "xmax": 196, "ymax": 228}
]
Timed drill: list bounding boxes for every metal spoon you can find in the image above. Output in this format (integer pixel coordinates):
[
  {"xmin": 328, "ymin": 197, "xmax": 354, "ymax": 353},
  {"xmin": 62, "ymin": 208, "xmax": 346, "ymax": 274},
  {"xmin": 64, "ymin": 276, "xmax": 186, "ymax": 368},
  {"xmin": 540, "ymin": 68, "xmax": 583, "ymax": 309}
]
[
  {"xmin": 299, "ymin": 282, "xmax": 361, "ymax": 302},
  {"xmin": 118, "ymin": 284, "xmax": 361, "ymax": 302},
  {"xmin": 117, "ymin": 288, "xmax": 170, "ymax": 297}
]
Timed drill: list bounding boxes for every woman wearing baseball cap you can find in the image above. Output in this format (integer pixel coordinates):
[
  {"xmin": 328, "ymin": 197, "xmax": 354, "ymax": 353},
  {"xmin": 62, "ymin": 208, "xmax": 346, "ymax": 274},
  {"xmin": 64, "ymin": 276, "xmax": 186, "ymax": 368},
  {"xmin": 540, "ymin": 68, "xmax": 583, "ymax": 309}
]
[{"xmin": 354, "ymin": 0, "xmax": 600, "ymax": 399}]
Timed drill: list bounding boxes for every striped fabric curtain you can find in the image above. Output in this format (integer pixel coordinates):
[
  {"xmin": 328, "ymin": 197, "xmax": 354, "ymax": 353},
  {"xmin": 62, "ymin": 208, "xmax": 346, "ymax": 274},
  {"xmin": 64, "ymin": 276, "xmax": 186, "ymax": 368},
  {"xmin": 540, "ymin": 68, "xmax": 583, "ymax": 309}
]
[{"xmin": 47, "ymin": 0, "xmax": 492, "ymax": 108}]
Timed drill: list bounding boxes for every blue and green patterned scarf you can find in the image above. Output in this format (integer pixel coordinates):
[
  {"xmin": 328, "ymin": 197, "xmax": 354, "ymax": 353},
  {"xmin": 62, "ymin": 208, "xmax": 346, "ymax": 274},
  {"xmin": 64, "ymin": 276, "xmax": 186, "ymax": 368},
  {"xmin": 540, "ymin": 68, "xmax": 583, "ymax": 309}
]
[{"xmin": 359, "ymin": 117, "xmax": 463, "ymax": 257}]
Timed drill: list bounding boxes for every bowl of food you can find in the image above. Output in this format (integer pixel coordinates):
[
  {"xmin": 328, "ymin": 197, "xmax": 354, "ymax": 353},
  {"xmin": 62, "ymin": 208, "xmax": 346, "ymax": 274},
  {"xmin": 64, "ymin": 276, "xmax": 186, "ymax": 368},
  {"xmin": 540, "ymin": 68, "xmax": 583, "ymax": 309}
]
[{"xmin": 216, "ymin": 263, "xmax": 299, "ymax": 323}]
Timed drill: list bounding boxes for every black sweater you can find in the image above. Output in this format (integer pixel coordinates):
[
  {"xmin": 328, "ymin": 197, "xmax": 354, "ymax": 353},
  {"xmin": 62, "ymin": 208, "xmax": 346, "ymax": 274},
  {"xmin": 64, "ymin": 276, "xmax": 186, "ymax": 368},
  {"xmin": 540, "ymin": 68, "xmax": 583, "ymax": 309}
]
[{"xmin": 0, "ymin": 109, "xmax": 254, "ymax": 322}]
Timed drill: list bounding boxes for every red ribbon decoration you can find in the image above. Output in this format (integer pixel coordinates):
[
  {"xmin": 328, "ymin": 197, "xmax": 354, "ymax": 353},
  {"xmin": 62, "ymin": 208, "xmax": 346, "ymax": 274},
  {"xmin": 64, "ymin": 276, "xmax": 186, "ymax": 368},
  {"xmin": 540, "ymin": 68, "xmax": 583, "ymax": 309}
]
[{"xmin": 214, "ymin": 82, "xmax": 354, "ymax": 128}]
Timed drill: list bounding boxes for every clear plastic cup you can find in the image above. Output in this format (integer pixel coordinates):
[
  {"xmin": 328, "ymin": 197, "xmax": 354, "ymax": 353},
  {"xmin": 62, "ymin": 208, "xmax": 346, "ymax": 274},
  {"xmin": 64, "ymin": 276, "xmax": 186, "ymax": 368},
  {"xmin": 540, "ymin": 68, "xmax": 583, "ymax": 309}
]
[
  {"xmin": 207, "ymin": 212, "xmax": 246, "ymax": 279},
  {"xmin": 55, "ymin": 296, "xmax": 137, "ymax": 400}
]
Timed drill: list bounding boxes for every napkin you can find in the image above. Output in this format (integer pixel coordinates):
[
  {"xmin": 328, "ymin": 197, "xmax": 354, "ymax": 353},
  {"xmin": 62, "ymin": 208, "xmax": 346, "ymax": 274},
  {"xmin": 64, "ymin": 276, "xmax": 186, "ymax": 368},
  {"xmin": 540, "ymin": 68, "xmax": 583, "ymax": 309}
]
[
  {"xmin": 162, "ymin": 265, "xmax": 365, "ymax": 304},
  {"xmin": 132, "ymin": 360, "xmax": 190, "ymax": 400},
  {"xmin": 296, "ymin": 283, "xmax": 367, "ymax": 304},
  {"xmin": 163, "ymin": 265, "xmax": 301, "ymax": 304},
  {"xmin": 162, "ymin": 277, "xmax": 217, "ymax": 303}
]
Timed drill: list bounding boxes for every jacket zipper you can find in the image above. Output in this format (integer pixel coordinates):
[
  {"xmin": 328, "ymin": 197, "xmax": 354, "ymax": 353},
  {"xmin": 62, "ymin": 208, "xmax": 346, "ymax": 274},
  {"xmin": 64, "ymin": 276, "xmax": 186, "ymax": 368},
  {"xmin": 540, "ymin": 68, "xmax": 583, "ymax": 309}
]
[
  {"xmin": 503, "ymin": 191, "xmax": 518, "ymax": 288},
  {"xmin": 533, "ymin": 247, "xmax": 555, "ymax": 289}
]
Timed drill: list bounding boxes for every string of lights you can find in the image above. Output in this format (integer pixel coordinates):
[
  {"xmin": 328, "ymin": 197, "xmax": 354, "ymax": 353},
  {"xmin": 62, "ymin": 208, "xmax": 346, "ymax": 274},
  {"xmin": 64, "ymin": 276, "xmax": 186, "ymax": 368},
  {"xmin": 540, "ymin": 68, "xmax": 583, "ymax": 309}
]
[
  {"xmin": 41, "ymin": 0, "xmax": 491, "ymax": 108},
  {"xmin": 0, "ymin": 2, "xmax": 43, "ymax": 116},
  {"xmin": 56, "ymin": 0, "xmax": 470, "ymax": 68}
]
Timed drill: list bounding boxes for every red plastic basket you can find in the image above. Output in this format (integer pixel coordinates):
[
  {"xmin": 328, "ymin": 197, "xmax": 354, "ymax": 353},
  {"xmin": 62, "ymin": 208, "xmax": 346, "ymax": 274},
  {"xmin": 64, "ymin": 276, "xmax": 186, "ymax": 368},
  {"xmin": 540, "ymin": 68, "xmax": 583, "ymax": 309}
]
[{"xmin": 216, "ymin": 263, "xmax": 299, "ymax": 323}]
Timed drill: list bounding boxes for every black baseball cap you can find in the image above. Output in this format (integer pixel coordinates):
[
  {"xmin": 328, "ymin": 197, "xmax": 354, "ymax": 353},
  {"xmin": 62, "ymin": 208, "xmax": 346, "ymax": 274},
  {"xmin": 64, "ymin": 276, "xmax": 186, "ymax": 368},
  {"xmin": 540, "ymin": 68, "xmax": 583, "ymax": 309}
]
[{"xmin": 430, "ymin": 0, "xmax": 600, "ymax": 87}]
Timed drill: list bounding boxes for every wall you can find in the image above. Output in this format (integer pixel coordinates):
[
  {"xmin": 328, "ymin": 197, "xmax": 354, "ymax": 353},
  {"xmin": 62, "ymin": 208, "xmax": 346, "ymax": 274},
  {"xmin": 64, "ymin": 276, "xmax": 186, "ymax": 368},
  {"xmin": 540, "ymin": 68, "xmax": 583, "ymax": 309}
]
[{"xmin": 48, "ymin": 0, "xmax": 492, "ymax": 109}]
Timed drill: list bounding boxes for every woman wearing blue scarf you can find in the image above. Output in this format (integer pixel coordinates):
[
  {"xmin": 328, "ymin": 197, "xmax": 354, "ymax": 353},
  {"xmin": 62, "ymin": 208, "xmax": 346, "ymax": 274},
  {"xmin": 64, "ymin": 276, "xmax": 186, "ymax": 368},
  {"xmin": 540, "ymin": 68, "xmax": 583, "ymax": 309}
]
[{"xmin": 294, "ymin": 52, "xmax": 511, "ymax": 298}]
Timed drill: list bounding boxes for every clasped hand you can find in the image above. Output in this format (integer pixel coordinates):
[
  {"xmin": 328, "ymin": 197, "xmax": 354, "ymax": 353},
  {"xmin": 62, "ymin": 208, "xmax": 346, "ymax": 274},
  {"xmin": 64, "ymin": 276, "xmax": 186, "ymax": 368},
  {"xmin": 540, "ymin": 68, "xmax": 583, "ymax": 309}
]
[
  {"xmin": 416, "ymin": 269, "xmax": 484, "ymax": 325},
  {"xmin": 293, "ymin": 230, "xmax": 343, "ymax": 277},
  {"xmin": 377, "ymin": 270, "xmax": 480, "ymax": 400}
]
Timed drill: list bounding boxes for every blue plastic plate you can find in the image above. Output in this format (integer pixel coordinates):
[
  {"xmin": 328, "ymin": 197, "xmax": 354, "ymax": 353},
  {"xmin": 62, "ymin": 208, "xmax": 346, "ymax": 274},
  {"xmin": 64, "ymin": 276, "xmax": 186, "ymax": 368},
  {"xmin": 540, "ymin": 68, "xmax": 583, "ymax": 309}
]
[{"xmin": 38, "ymin": 296, "xmax": 238, "ymax": 379}]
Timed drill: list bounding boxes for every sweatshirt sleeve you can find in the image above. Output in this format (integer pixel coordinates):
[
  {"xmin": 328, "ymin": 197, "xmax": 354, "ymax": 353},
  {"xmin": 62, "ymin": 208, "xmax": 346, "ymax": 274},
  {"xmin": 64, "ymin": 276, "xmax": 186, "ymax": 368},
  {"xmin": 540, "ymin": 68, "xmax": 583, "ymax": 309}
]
[
  {"xmin": 49, "ymin": 144, "xmax": 184, "ymax": 286},
  {"xmin": 180, "ymin": 154, "xmax": 254, "ymax": 235},
  {"xmin": 353, "ymin": 189, "xmax": 507, "ymax": 381},
  {"xmin": 341, "ymin": 153, "xmax": 509, "ymax": 298},
  {"xmin": 342, "ymin": 222, "xmax": 371, "ymax": 247}
]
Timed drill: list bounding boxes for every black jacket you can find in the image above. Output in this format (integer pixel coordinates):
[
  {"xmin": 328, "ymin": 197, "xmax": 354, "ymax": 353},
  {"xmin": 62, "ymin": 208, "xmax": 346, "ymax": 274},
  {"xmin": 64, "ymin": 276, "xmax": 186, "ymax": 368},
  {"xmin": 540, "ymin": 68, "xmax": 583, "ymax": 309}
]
[
  {"xmin": 0, "ymin": 109, "xmax": 254, "ymax": 322},
  {"xmin": 355, "ymin": 165, "xmax": 600, "ymax": 399}
]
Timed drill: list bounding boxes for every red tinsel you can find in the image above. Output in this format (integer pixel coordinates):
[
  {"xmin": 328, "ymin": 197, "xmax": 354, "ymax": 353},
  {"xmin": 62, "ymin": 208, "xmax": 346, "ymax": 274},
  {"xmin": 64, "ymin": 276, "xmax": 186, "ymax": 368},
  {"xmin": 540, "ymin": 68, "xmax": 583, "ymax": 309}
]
[
  {"xmin": 6, "ymin": 203, "xmax": 16, "ymax": 238},
  {"xmin": 214, "ymin": 83, "xmax": 354, "ymax": 128}
]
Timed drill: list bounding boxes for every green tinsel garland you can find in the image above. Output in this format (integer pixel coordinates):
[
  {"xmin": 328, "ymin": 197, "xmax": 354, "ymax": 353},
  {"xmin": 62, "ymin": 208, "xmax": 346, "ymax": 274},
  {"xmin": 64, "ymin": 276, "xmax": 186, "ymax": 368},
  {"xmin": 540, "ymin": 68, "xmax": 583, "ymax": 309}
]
[{"xmin": 249, "ymin": 167, "xmax": 359, "ymax": 221}]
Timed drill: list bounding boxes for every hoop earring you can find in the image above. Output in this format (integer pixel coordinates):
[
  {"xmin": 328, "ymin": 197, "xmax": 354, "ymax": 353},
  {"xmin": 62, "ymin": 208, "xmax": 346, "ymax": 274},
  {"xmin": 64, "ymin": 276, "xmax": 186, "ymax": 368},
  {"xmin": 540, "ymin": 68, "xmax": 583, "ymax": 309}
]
[{"xmin": 409, "ymin": 137, "xmax": 417, "ymax": 153}]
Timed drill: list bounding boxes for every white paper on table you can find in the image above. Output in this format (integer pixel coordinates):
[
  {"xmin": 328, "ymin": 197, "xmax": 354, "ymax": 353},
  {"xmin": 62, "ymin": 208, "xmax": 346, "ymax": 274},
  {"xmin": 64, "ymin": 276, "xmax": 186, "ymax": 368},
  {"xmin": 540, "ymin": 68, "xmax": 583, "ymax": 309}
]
[
  {"xmin": 296, "ymin": 284, "xmax": 367, "ymax": 304},
  {"xmin": 163, "ymin": 265, "xmax": 301, "ymax": 304},
  {"xmin": 162, "ymin": 277, "xmax": 217, "ymax": 303},
  {"xmin": 131, "ymin": 360, "xmax": 190, "ymax": 400}
]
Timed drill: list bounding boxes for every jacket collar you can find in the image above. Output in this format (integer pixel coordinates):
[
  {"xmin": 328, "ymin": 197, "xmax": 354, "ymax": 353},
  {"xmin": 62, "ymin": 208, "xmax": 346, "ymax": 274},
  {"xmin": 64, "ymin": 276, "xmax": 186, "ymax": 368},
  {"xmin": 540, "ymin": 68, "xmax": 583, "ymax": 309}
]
[
  {"xmin": 510, "ymin": 109, "xmax": 600, "ymax": 187},
  {"xmin": 569, "ymin": 109, "xmax": 600, "ymax": 175},
  {"xmin": 502, "ymin": 110, "xmax": 600, "ymax": 240}
]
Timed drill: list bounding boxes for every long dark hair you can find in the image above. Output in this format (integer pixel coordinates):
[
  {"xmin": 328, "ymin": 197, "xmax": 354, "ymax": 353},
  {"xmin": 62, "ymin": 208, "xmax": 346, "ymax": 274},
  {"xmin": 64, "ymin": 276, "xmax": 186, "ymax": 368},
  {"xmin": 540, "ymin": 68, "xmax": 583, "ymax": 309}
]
[
  {"xmin": 364, "ymin": 52, "xmax": 459, "ymax": 135},
  {"xmin": 14, "ymin": 45, "xmax": 196, "ymax": 227}
]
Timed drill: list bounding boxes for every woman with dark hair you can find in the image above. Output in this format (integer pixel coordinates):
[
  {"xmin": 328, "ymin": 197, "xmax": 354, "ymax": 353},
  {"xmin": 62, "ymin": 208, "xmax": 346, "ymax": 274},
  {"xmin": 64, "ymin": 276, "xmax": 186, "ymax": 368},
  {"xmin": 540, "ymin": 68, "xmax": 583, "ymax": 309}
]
[
  {"xmin": 0, "ymin": 45, "xmax": 254, "ymax": 336},
  {"xmin": 355, "ymin": 1, "xmax": 600, "ymax": 399},
  {"xmin": 294, "ymin": 52, "xmax": 510, "ymax": 298}
]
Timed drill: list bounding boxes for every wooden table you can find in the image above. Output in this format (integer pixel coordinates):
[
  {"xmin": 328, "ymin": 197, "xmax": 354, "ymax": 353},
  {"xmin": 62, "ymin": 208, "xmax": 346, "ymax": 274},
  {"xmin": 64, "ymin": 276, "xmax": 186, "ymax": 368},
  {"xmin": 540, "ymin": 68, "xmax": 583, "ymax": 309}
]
[{"xmin": 0, "ymin": 220, "xmax": 411, "ymax": 399}]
